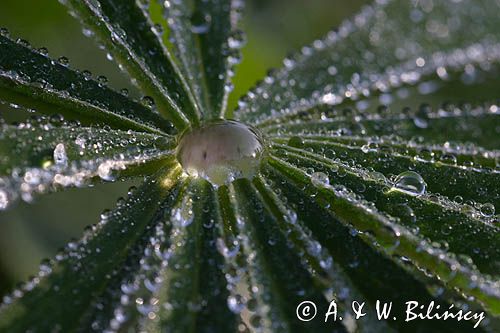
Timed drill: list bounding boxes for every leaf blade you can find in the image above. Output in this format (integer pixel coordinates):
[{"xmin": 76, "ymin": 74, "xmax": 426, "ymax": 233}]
[
  {"xmin": 63, "ymin": 0, "xmax": 201, "ymax": 128},
  {"xmin": 0, "ymin": 165, "xmax": 182, "ymax": 331},
  {"xmin": 0, "ymin": 122, "xmax": 176, "ymax": 210},
  {"xmin": 161, "ymin": 0, "xmax": 243, "ymax": 120},
  {"xmin": 235, "ymin": 0, "xmax": 500, "ymax": 125},
  {"xmin": 0, "ymin": 34, "xmax": 173, "ymax": 134}
]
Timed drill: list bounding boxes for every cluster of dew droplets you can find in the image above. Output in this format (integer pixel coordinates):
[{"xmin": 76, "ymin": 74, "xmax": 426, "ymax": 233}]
[
  {"xmin": 159, "ymin": 0, "xmax": 246, "ymax": 93},
  {"xmin": 216, "ymin": 188, "xmax": 286, "ymax": 332},
  {"xmin": 319, "ymin": 178, "xmax": 490, "ymax": 288},
  {"xmin": 207, "ymin": 203, "xmax": 266, "ymax": 332},
  {"xmin": 104, "ymin": 219, "xmax": 172, "ymax": 331},
  {"xmin": 0, "ymin": 117, "xmax": 175, "ymax": 210},
  {"xmin": 0, "ymin": 27, "xmax": 172, "ymax": 130},
  {"xmin": 274, "ymin": 172, "xmax": 392, "ymax": 329},
  {"xmin": 279, "ymin": 128, "xmax": 500, "ymax": 228},
  {"xmin": 231, "ymin": 217, "xmax": 275, "ymax": 332},
  {"xmin": 234, "ymin": 0, "xmax": 500, "ymax": 125}
]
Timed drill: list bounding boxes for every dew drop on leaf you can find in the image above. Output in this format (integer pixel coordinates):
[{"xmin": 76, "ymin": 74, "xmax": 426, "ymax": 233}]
[
  {"xmin": 480, "ymin": 203, "xmax": 495, "ymax": 217},
  {"xmin": 227, "ymin": 294, "xmax": 245, "ymax": 314},
  {"xmin": 177, "ymin": 120, "xmax": 264, "ymax": 186},
  {"xmin": 216, "ymin": 237, "xmax": 240, "ymax": 258},
  {"xmin": 0, "ymin": 189, "xmax": 8, "ymax": 210},
  {"xmin": 311, "ymin": 172, "xmax": 329, "ymax": 187},
  {"xmin": 190, "ymin": 11, "xmax": 211, "ymax": 34},
  {"xmin": 53, "ymin": 143, "xmax": 68, "ymax": 166},
  {"xmin": 391, "ymin": 171, "xmax": 427, "ymax": 196}
]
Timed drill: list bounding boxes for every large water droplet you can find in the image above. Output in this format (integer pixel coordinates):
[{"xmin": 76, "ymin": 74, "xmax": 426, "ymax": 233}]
[
  {"xmin": 227, "ymin": 294, "xmax": 245, "ymax": 314},
  {"xmin": 390, "ymin": 171, "xmax": 426, "ymax": 196},
  {"xmin": 0, "ymin": 189, "xmax": 8, "ymax": 210},
  {"xmin": 177, "ymin": 120, "xmax": 264, "ymax": 186},
  {"xmin": 53, "ymin": 143, "xmax": 68, "ymax": 167},
  {"xmin": 311, "ymin": 172, "xmax": 329, "ymax": 187},
  {"xmin": 480, "ymin": 203, "xmax": 495, "ymax": 217}
]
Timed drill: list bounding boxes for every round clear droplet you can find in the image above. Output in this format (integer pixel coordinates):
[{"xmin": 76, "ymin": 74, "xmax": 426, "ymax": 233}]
[
  {"xmin": 311, "ymin": 172, "xmax": 329, "ymax": 187},
  {"xmin": 480, "ymin": 203, "xmax": 495, "ymax": 217},
  {"xmin": 391, "ymin": 171, "xmax": 426, "ymax": 196},
  {"xmin": 177, "ymin": 120, "xmax": 264, "ymax": 186}
]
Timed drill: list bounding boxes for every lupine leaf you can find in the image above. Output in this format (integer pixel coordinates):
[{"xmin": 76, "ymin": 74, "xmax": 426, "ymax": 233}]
[
  {"xmin": 161, "ymin": 0, "xmax": 244, "ymax": 119},
  {"xmin": 262, "ymin": 103, "xmax": 500, "ymax": 149},
  {"xmin": 0, "ymin": 33, "xmax": 172, "ymax": 134},
  {"xmin": 228, "ymin": 179, "xmax": 343, "ymax": 332},
  {"xmin": 0, "ymin": 121, "xmax": 176, "ymax": 210},
  {"xmin": 149, "ymin": 179, "xmax": 239, "ymax": 332},
  {"xmin": 234, "ymin": 0, "xmax": 500, "ymax": 125},
  {"xmin": 261, "ymin": 160, "xmax": 493, "ymax": 332},
  {"xmin": 0, "ymin": 165, "xmax": 182, "ymax": 331},
  {"xmin": 62, "ymin": 0, "xmax": 201, "ymax": 129},
  {"xmin": 0, "ymin": 0, "xmax": 499, "ymax": 332}
]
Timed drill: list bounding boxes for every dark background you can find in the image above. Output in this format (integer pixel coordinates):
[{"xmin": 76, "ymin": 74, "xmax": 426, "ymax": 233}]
[{"xmin": 0, "ymin": 0, "xmax": 368, "ymax": 296}]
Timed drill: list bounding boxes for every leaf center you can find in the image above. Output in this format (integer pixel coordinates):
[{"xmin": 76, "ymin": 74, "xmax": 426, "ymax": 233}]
[{"xmin": 176, "ymin": 120, "xmax": 264, "ymax": 186}]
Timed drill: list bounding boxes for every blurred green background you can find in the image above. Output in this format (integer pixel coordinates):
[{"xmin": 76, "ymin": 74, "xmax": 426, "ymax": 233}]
[{"xmin": 0, "ymin": 0, "xmax": 368, "ymax": 296}]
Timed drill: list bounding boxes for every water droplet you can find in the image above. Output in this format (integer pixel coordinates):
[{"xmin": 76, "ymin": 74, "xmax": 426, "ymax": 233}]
[
  {"xmin": 177, "ymin": 120, "xmax": 264, "ymax": 186},
  {"xmin": 97, "ymin": 75, "xmax": 108, "ymax": 87},
  {"xmin": 38, "ymin": 47, "xmax": 49, "ymax": 56},
  {"xmin": 391, "ymin": 171, "xmax": 426, "ymax": 196},
  {"xmin": 311, "ymin": 172, "xmax": 329, "ymax": 187},
  {"xmin": 97, "ymin": 161, "xmax": 115, "ymax": 181},
  {"xmin": 413, "ymin": 104, "xmax": 431, "ymax": 129},
  {"xmin": 171, "ymin": 198, "xmax": 194, "ymax": 227},
  {"xmin": 82, "ymin": 27, "xmax": 94, "ymax": 37},
  {"xmin": 58, "ymin": 56, "xmax": 69, "ymax": 67},
  {"xmin": 227, "ymin": 294, "xmax": 245, "ymax": 314},
  {"xmin": 327, "ymin": 65, "xmax": 338, "ymax": 75},
  {"xmin": 0, "ymin": 190, "xmax": 8, "ymax": 210},
  {"xmin": 191, "ymin": 11, "xmax": 211, "ymax": 34},
  {"xmin": 216, "ymin": 238, "xmax": 240, "ymax": 258},
  {"xmin": 53, "ymin": 143, "xmax": 68, "ymax": 166},
  {"xmin": 227, "ymin": 31, "xmax": 246, "ymax": 49},
  {"xmin": 141, "ymin": 96, "xmax": 155, "ymax": 109},
  {"xmin": 250, "ymin": 315, "xmax": 262, "ymax": 328},
  {"xmin": 393, "ymin": 204, "xmax": 417, "ymax": 223},
  {"xmin": 82, "ymin": 70, "xmax": 92, "ymax": 81},
  {"xmin": 480, "ymin": 203, "xmax": 495, "ymax": 217},
  {"xmin": 0, "ymin": 28, "xmax": 10, "ymax": 37}
]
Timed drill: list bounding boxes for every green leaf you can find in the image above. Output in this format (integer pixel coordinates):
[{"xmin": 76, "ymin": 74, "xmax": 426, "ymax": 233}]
[
  {"xmin": 224, "ymin": 179, "xmax": 345, "ymax": 332},
  {"xmin": 261, "ymin": 160, "xmax": 493, "ymax": 332},
  {"xmin": 0, "ymin": 121, "xmax": 176, "ymax": 210},
  {"xmin": 270, "ymin": 143, "xmax": 500, "ymax": 273},
  {"xmin": 160, "ymin": 0, "xmax": 244, "ymax": 119},
  {"xmin": 62, "ymin": 0, "xmax": 201, "ymax": 129},
  {"xmin": 251, "ymin": 176, "xmax": 393, "ymax": 332},
  {"xmin": 0, "ymin": 33, "xmax": 172, "ymax": 134},
  {"xmin": 0, "ymin": 165, "xmax": 182, "ymax": 331},
  {"xmin": 148, "ymin": 179, "xmax": 239, "ymax": 332},
  {"xmin": 262, "ymin": 103, "xmax": 500, "ymax": 150},
  {"xmin": 271, "ymin": 135, "xmax": 500, "ymax": 211},
  {"xmin": 1, "ymin": 0, "xmax": 500, "ymax": 331},
  {"xmin": 234, "ymin": 0, "xmax": 500, "ymax": 125},
  {"xmin": 266, "ymin": 156, "xmax": 500, "ymax": 317}
]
